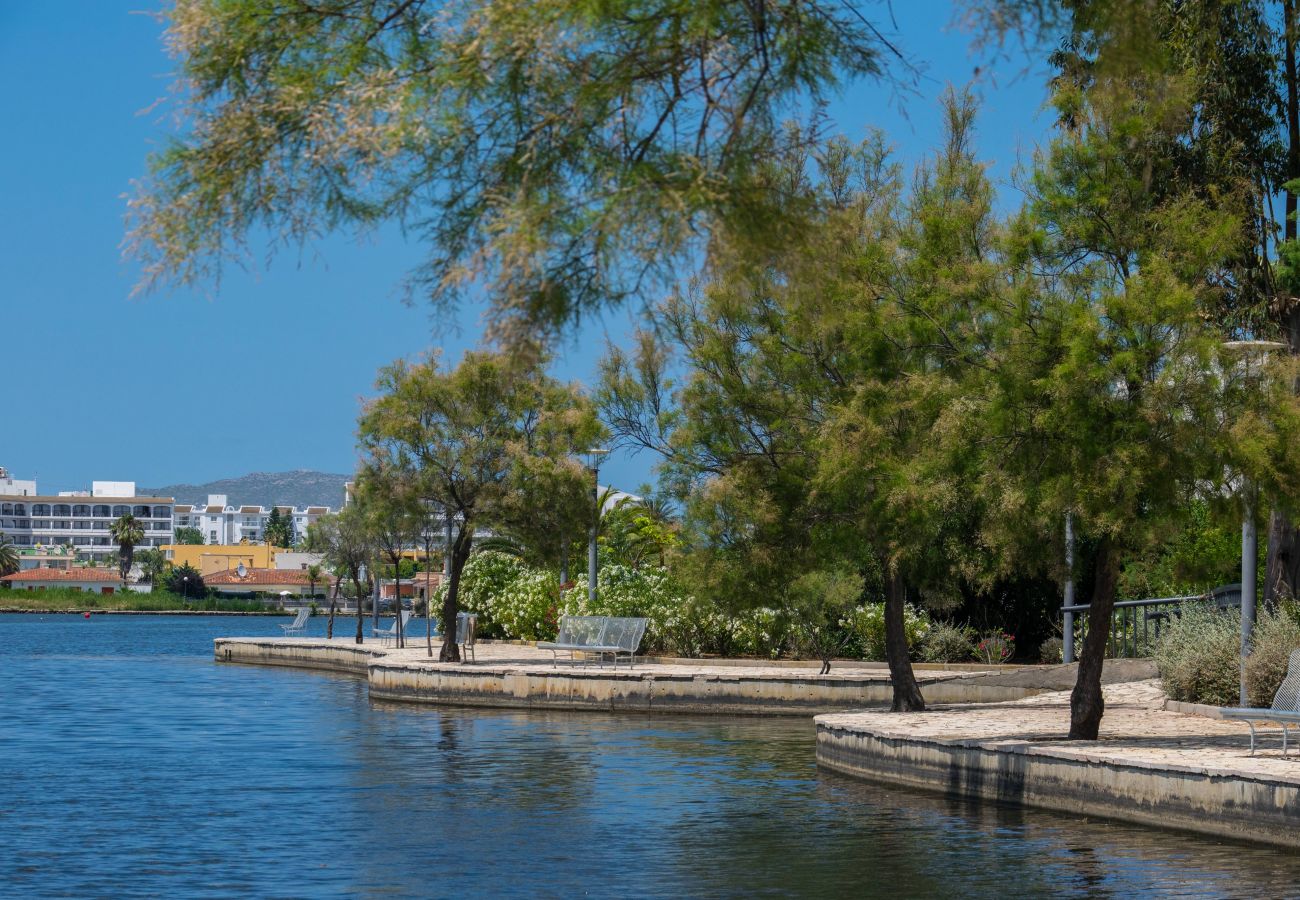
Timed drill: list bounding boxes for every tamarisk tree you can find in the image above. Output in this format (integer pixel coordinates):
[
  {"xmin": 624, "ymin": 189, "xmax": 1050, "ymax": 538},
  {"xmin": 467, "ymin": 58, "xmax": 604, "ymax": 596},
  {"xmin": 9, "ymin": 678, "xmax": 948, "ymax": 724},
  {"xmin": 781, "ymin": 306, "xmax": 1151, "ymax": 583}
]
[{"xmin": 358, "ymin": 351, "xmax": 601, "ymax": 661}]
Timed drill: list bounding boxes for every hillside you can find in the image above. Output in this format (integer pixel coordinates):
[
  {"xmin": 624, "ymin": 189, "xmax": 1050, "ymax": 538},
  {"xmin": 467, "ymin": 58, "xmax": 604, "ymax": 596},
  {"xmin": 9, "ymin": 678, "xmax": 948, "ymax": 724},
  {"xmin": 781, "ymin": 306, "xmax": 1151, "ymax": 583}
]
[{"xmin": 142, "ymin": 470, "xmax": 350, "ymax": 510}]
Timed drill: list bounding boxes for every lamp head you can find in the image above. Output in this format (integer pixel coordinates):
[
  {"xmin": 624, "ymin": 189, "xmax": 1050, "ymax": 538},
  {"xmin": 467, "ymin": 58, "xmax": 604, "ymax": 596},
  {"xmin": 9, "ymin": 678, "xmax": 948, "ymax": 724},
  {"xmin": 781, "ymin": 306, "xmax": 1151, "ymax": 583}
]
[{"xmin": 582, "ymin": 447, "xmax": 610, "ymax": 470}]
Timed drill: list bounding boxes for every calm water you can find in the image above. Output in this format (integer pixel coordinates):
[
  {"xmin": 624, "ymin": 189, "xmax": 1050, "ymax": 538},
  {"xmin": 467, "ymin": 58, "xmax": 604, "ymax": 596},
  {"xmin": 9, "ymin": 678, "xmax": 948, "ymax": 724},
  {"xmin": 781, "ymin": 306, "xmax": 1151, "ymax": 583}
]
[{"xmin": 2, "ymin": 614, "xmax": 1299, "ymax": 898}]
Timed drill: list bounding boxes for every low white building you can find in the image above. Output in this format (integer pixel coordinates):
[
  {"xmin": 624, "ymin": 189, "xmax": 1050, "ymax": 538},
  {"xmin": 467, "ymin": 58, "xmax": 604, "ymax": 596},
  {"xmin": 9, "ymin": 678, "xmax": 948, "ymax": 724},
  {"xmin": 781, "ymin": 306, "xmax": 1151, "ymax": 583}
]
[{"xmin": 173, "ymin": 495, "xmax": 332, "ymax": 546}]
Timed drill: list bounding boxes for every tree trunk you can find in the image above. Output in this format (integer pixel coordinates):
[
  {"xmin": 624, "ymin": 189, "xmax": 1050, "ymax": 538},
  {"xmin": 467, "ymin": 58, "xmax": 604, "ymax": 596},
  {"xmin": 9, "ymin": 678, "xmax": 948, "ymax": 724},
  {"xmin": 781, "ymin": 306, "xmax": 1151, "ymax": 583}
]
[
  {"xmin": 353, "ymin": 574, "xmax": 365, "ymax": 644},
  {"xmin": 1069, "ymin": 534, "xmax": 1120, "ymax": 740},
  {"xmin": 884, "ymin": 568, "xmax": 926, "ymax": 712},
  {"xmin": 440, "ymin": 525, "xmax": 474, "ymax": 662},
  {"xmin": 391, "ymin": 553, "xmax": 404, "ymax": 649},
  {"xmin": 425, "ymin": 536, "xmax": 435, "ymax": 658},
  {"xmin": 327, "ymin": 579, "xmax": 337, "ymax": 639}
]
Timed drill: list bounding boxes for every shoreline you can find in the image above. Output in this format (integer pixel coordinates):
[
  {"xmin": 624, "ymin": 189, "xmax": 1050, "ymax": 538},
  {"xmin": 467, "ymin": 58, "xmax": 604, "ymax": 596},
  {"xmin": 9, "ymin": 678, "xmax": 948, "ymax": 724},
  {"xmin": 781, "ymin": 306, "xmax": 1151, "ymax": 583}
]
[
  {"xmin": 216, "ymin": 634, "xmax": 1300, "ymax": 848},
  {"xmin": 1, "ymin": 608, "xmax": 288, "ymax": 616}
]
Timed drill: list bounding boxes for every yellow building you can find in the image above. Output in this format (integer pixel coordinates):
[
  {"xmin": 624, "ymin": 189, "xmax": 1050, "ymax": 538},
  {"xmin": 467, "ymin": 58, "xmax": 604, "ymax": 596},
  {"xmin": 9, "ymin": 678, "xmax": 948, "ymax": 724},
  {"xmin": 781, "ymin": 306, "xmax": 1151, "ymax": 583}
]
[{"xmin": 163, "ymin": 543, "xmax": 282, "ymax": 577}]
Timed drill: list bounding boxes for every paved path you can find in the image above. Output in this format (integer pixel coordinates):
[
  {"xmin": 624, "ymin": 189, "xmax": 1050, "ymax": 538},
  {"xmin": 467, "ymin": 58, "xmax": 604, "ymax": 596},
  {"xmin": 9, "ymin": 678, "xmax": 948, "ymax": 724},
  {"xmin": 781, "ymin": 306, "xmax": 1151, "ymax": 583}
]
[{"xmin": 273, "ymin": 634, "xmax": 996, "ymax": 681}]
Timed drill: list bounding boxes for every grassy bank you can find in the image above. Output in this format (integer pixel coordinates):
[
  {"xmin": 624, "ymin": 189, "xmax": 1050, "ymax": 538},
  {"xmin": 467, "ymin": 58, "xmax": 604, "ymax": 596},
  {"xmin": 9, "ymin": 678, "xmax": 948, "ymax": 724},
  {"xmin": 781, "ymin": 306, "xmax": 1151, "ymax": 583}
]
[{"xmin": 0, "ymin": 587, "xmax": 277, "ymax": 613}]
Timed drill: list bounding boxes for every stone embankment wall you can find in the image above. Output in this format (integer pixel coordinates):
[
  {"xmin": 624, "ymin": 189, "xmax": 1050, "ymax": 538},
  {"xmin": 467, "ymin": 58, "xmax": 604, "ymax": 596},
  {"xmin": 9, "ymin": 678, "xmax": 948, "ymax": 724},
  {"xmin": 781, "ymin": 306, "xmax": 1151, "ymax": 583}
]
[
  {"xmin": 815, "ymin": 721, "xmax": 1300, "ymax": 848},
  {"xmin": 214, "ymin": 638, "xmax": 1063, "ymax": 714},
  {"xmin": 215, "ymin": 638, "xmax": 379, "ymax": 676}
]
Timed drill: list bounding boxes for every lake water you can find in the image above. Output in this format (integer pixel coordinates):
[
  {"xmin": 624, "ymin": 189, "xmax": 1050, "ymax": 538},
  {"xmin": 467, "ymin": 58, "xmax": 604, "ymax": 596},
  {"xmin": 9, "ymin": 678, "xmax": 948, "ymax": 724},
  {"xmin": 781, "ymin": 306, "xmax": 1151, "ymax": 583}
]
[{"xmin": 2, "ymin": 613, "xmax": 1298, "ymax": 898}]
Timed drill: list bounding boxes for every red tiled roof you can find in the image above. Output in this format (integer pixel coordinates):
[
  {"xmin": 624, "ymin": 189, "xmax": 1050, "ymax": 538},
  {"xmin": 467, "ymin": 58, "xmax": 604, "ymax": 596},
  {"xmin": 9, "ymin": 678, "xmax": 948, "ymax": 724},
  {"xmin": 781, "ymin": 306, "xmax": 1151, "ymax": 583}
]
[
  {"xmin": 205, "ymin": 505, "xmax": 224, "ymax": 513},
  {"xmin": 1, "ymin": 567, "xmax": 121, "ymax": 583},
  {"xmin": 205, "ymin": 568, "xmax": 316, "ymax": 586}
]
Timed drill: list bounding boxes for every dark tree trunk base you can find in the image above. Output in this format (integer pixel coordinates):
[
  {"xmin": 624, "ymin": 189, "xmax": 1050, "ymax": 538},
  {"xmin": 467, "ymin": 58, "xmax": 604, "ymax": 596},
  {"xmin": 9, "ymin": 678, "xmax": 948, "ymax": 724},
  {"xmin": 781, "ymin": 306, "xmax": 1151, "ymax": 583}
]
[
  {"xmin": 885, "ymin": 569, "xmax": 926, "ymax": 712},
  {"xmin": 1069, "ymin": 535, "xmax": 1120, "ymax": 740}
]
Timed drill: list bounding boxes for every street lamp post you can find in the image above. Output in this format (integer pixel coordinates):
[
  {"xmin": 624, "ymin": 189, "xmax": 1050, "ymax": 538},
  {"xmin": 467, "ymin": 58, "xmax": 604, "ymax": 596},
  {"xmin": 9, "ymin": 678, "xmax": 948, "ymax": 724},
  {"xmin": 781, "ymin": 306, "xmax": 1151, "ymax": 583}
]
[
  {"xmin": 583, "ymin": 448, "xmax": 610, "ymax": 605},
  {"xmin": 182, "ymin": 575, "xmax": 189, "ymax": 605},
  {"xmin": 1222, "ymin": 339, "xmax": 1286, "ymax": 707}
]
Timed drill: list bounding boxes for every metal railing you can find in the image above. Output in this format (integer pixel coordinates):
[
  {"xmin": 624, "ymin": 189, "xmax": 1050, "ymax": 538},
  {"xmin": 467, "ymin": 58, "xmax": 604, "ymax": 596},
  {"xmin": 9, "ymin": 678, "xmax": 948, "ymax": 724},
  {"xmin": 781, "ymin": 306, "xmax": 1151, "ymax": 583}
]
[{"xmin": 1061, "ymin": 587, "xmax": 1240, "ymax": 661}]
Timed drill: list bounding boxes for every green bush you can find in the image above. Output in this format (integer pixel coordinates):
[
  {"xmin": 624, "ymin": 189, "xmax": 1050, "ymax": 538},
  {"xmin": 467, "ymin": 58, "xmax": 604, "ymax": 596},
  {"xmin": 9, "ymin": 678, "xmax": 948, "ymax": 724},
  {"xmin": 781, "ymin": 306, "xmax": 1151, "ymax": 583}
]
[
  {"xmin": 1245, "ymin": 605, "xmax": 1300, "ymax": 707},
  {"xmin": 1038, "ymin": 636, "xmax": 1064, "ymax": 664},
  {"xmin": 844, "ymin": 603, "xmax": 931, "ymax": 662},
  {"xmin": 1153, "ymin": 603, "xmax": 1241, "ymax": 705},
  {"xmin": 919, "ymin": 622, "xmax": 974, "ymax": 663}
]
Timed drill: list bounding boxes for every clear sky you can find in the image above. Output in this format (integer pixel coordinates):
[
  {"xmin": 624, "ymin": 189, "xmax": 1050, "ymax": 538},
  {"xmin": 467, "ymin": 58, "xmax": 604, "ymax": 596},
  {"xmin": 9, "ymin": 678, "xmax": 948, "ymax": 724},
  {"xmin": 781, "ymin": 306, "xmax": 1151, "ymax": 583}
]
[{"xmin": 0, "ymin": 2, "xmax": 1053, "ymax": 497}]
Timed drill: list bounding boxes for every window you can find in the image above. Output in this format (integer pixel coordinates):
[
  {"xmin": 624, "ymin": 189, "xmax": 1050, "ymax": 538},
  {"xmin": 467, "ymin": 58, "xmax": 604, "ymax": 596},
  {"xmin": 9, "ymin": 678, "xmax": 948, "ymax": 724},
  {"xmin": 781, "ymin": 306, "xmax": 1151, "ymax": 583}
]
[
  {"xmin": 112, "ymin": 505, "xmax": 129, "ymax": 517},
  {"xmin": 209, "ymin": 530, "xmax": 217, "ymax": 543},
  {"xmin": 93, "ymin": 505, "xmax": 110, "ymax": 517},
  {"xmin": 52, "ymin": 521, "xmax": 70, "ymax": 530},
  {"xmin": 53, "ymin": 504, "xmax": 71, "ymax": 516},
  {"xmin": 74, "ymin": 521, "xmax": 91, "ymax": 530},
  {"xmin": 11, "ymin": 503, "xmax": 24, "ymax": 515},
  {"xmin": 31, "ymin": 504, "xmax": 50, "ymax": 516},
  {"xmin": 153, "ymin": 506, "xmax": 171, "ymax": 519},
  {"xmin": 133, "ymin": 505, "xmax": 150, "ymax": 517},
  {"xmin": 72, "ymin": 505, "xmax": 90, "ymax": 516},
  {"xmin": 0, "ymin": 504, "xmax": 10, "ymax": 515}
]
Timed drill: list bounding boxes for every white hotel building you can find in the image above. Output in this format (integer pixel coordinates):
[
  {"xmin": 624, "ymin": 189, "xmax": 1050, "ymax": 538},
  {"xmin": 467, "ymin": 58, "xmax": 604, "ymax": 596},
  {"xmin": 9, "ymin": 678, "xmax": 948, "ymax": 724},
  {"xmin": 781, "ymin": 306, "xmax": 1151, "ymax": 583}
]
[
  {"xmin": 0, "ymin": 469, "xmax": 174, "ymax": 560},
  {"xmin": 173, "ymin": 495, "xmax": 331, "ymax": 545}
]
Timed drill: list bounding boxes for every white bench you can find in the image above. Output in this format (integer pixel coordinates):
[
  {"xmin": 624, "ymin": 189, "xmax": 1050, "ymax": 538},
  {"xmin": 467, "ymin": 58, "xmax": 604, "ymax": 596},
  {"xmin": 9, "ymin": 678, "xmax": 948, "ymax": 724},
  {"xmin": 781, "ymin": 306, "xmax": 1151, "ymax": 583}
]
[
  {"xmin": 1221, "ymin": 648, "xmax": 1300, "ymax": 755},
  {"xmin": 537, "ymin": 615, "xmax": 647, "ymax": 669}
]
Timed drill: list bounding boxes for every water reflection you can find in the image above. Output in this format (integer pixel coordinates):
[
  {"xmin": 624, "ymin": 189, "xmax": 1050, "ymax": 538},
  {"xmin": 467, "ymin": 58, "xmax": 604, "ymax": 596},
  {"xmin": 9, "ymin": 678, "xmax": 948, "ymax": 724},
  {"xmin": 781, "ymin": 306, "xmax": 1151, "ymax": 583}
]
[{"xmin": 0, "ymin": 614, "xmax": 1296, "ymax": 898}]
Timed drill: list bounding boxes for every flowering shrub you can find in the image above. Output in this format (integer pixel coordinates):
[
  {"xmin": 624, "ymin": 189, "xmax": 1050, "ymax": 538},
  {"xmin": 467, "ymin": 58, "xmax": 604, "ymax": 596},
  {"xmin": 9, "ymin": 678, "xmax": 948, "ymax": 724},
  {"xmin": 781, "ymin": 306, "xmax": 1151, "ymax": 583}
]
[
  {"xmin": 490, "ymin": 567, "xmax": 561, "ymax": 640},
  {"xmin": 844, "ymin": 603, "xmax": 931, "ymax": 662},
  {"xmin": 732, "ymin": 607, "xmax": 795, "ymax": 659},
  {"xmin": 976, "ymin": 632, "xmax": 1014, "ymax": 664}
]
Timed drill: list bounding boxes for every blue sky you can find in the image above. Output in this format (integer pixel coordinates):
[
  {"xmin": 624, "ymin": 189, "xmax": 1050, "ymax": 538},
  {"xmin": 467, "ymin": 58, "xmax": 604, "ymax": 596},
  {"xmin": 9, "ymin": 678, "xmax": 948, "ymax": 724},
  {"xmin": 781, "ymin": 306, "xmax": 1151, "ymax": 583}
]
[{"xmin": 0, "ymin": 2, "xmax": 1053, "ymax": 497}]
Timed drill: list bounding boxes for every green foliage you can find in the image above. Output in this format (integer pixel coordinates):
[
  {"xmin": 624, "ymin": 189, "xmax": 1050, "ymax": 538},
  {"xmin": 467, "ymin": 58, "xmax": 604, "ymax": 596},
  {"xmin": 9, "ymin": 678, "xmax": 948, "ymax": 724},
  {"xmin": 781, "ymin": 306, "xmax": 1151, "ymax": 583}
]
[
  {"xmin": 130, "ymin": 0, "xmax": 897, "ymax": 344},
  {"xmin": 844, "ymin": 603, "xmax": 932, "ymax": 662},
  {"xmin": 1245, "ymin": 604, "xmax": 1300, "ymax": 707},
  {"xmin": 134, "ymin": 548, "xmax": 170, "ymax": 585},
  {"xmin": 787, "ymin": 568, "xmax": 864, "ymax": 666},
  {"xmin": 1038, "ymin": 637, "xmax": 1065, "ymax": 665},
  {"xmin": 0, "ymin": 534, "xmax": 17, "ymax": 577},
  {"xmin": 166, "ymin": 562, "xmax": 205, "ymax": 598},
  {"xmin": 173, "ymin": 526, "xmax": 204, "ymax": 545},
  {"xmin": 1117, "ymin": 501, "xmax": 1247, "ymax": 599},
  {"xmin": 1154, "ymin": 603, "xmax": 1242, "ymax": 705},
  {"xmin": 264, "ymin": 508, "xmax": 293, "ymax": 548},
  {"xmin": 919, "ymin": 623, "xmax": 976, "ymax": 663},
  {"xmin": 0, "ymin": 586, "xmax": 262, "ymax": 612}
]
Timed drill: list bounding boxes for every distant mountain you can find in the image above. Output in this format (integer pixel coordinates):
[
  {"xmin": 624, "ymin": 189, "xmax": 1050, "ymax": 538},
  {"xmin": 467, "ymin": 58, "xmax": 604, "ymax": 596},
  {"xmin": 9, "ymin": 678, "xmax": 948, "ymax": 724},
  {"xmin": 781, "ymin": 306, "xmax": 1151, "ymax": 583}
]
[{"xmin": 142, "ymin": 470, "xmax": 350, "ymax": 510}]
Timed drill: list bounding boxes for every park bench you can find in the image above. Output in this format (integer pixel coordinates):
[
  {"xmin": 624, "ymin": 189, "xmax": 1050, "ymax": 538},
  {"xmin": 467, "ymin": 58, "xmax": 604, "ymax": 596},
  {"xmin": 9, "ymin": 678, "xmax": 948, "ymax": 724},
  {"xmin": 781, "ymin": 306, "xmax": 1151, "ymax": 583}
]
[
  {"xmin": 1221, "ymin": 648, "xmax": 1300, "ymax": 756},
  {"xmin": 537, "ymin": 615, "xmax": 648, "ymax": 669}
]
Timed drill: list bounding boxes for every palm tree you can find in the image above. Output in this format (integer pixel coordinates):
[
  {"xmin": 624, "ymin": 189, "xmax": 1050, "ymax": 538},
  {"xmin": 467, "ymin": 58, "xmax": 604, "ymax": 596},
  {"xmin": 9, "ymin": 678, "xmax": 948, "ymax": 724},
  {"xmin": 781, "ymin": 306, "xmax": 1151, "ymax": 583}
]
[
  {"xmin": 109, "ymin": 514, "xmax": 145, "ymax": 581},
  {"xmin": 0, "ymin": 533, "xmax": 18, "ymax": 577},
  {"xmin": 306, "ymin": 563, "xmax": 322, "ymax": 598}
]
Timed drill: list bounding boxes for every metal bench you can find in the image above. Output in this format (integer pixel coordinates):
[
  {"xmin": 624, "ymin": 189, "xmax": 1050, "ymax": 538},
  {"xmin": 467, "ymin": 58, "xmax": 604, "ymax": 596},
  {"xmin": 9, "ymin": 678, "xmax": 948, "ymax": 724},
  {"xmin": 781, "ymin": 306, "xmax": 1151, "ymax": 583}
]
[
  {"xmin": 537, "ymin": 615, "xmax": 648, "ymax": 669},
  {"xmin": 1221, "ymin": 648, "xmax": 1300, "ymax": 755}
]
